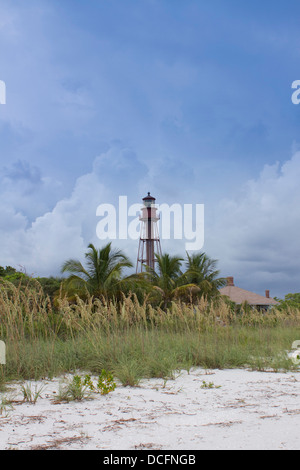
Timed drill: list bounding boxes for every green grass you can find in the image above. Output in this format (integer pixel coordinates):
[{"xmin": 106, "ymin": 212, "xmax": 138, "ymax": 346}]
[
  {"xmin": 0, "ymin": 281, "xmax": 299, "ymax": 387},
  {"xmin": 1, "ymin": 325, "xmax": 299, "ymax": 387}
]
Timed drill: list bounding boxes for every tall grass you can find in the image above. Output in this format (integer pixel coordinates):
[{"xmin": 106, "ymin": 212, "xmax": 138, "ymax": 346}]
[{"xmin": 0, "ymin": 280, "xmax": 300, "ymax": 386}]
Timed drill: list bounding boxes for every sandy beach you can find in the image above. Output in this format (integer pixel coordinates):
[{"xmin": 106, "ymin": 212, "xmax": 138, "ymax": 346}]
[{"xmin": 0, "ymin": 368, "xmax": 299, "ymax": 451}]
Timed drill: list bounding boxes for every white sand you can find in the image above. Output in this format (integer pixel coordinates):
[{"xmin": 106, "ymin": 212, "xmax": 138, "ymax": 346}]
[{"xmin": 0, "ymin": 368, "xmax": 299, "ymax": 450}]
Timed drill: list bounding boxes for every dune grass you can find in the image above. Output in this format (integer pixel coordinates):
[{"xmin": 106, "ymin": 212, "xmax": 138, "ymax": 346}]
[{"xmin": 0, "ymin": 280, "xmax": 299, "ymax": 387}]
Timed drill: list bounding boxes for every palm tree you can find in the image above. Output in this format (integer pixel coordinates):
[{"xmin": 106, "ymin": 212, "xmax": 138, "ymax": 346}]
[
  {"xmin": 146, "ymin": 253, "xmax": 198, "ymax": 308},
  {"xmin": 184, "ymin": 252, "xmax": 226, "ymax": 299},
  {"xmin": 61, "ymin": 242, "xmax": 133, "ymax": 300}
]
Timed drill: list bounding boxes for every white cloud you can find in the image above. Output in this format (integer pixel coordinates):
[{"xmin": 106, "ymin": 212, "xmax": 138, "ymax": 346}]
[
  {"xmin": 207, "ymin": 151, "xmax": 300, "ymax": 297},
  {"xmin": 0, "ymin": 145, "xmax": 148, "ymax": 276},
  {"xmin": 2, "ymin": 143, "xmax": 300, "ymax": 299}
]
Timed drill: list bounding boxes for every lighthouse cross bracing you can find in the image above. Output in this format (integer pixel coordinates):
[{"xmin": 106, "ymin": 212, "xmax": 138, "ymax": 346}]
[{"xmin": 136, "ymin": 192, "xmax": 162, "ymax": 273}]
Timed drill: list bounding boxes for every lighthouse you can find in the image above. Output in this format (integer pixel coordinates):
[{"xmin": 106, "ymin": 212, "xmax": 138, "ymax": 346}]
[{"xmin": 136, "ymin": 192, "xmax": 162, "ymax": 273}]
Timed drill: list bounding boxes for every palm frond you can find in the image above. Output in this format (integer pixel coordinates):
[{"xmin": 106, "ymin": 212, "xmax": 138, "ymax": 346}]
[{"xmin": 61, "ymin": 259, "xmax": 90, "ymax": 281}]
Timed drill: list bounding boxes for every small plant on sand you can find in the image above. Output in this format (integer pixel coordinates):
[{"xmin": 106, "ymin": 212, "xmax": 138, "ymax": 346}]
[
  {"xmin": 21, "ymin": 382, "xmax": 45, "ymax": 404},
  {"xmin": 96, "ymin": 369, "xmax": 116, "ymax": 395},
  {"xmin": 200, "ymin": 380, "xmax": 221, "ymax": 389},
  {"xmin": 57, "ymin": 375, "xmax": 93, "ymax": 402},
  {"xmin": 56, "ymin": 371, "xmax": 116, "ymax": 402},
  {"xmin": 83, "ymin": 374, "xmax": 95, "ymax": 391},
  {"xmin": 0, "ymin": 396, "xmax": 14, "ymax": 416}
]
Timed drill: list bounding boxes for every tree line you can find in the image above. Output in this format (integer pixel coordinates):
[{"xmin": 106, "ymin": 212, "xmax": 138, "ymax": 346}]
[
  {"xmin": 0, "ymin": 243, "xmax": 226, "ymax": 308},
  {"xmin": 1, "ymin": 242, "xmax": 297, "ymax": 310},
  {"xmin": 60, "ymin": 242, "xmax": 226, "ymax": 307}
]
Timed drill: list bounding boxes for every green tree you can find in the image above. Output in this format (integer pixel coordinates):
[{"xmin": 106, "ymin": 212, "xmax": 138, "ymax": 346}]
[
  {"xmin": 0, "ymin": 265, "xmax": 29, "ymax": 286},
  {"xmin": 144, "ymin": 251, "xmax": 225, "ymax": 308},
  {"xmin": 146, "ymin": 253, "xmax": 198, "ymax": 308},
  {"xmin": 0, "ymin": 266, "xmax": 18, "ymax": 277},
  {"xmin": 275, "ymin": 293, "xmax": 300, "ymax": 311},
  {"xmin": 61, "ymin": 242, "xmax": 133, "ymax": 300},
  {"xmin": 184, "ymin": 252, "xmax": 226, "ymax": 299}
]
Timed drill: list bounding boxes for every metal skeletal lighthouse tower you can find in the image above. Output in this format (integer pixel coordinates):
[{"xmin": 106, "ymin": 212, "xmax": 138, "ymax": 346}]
[{"xmin": 136, "ymin": 192, "xmax": 162, "ymax": 273}]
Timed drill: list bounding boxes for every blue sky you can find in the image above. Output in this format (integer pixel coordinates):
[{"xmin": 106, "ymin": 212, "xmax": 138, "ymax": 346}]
[{"xmin": 1, "ymin": 0, "xmax": 300, "ymax": 298}]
